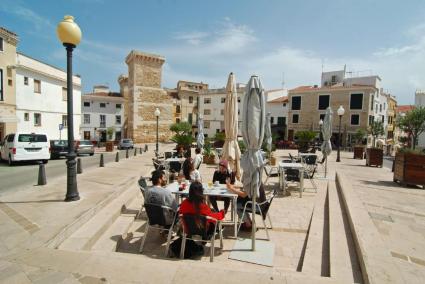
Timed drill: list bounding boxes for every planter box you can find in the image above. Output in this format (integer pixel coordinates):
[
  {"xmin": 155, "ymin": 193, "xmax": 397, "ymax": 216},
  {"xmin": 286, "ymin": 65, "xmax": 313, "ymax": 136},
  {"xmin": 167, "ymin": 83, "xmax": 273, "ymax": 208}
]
[
  {"xmin": 105, "ymin": 141, "xmax": 114, "ymax": 152},
  {"xmin": 366, "ymin": 148, "xmax": 383, "ymax": 167},
  {"xmin": 394, "ymin": 153, "xmax": 425, "ymax": 188},
  {"xmin": 203, "ymin": 155, "xmax": 216, "ymax": 165},
  {"xmin": 353, "ymin": 146, "xmax": 365, "ymax": 159}
]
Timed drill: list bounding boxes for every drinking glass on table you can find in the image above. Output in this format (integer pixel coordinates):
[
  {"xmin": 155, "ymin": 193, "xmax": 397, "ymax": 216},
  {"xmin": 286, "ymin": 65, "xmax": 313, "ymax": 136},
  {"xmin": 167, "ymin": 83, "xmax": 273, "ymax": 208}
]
[{"xmin": 208, "ymin": 181, "xmax": 213, "ymax": 188}]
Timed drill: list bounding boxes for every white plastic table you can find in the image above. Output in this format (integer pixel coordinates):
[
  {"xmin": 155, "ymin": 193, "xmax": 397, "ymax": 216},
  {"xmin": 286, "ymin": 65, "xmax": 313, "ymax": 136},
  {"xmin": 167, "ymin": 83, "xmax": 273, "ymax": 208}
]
[{"xmin": 166, "ymin": 182, "xmax": 239, "ymax": 238}]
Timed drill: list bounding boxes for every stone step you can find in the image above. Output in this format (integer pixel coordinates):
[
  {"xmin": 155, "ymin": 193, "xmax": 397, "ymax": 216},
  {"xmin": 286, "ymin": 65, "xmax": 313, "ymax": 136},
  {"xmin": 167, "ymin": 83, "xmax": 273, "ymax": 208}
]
[
  {"xmin": 328, "ymin": 181, "xmax": 362, "ymax": 283},
  {"xmin": 91, "ymin": 193, "xmax": 142, "ymax": 252},
  {"xmin": 301, "ymin": 182, "xmax": 330, "ymax": 276},
  {"xmin": 58, "ymin": 178, "xmax": 139, "ymax": 252}
]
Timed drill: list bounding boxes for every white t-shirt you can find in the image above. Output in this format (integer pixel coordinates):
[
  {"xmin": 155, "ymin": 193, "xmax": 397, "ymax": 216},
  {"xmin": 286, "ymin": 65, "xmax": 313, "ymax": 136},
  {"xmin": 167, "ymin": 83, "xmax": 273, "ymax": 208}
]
[
  {"xmin": 190, "ymin": 169, "xmax": 202, "ymax": 182},
  {"xmin": 193, "ymin": 153, "xmax": 203, "ymax": 169}
]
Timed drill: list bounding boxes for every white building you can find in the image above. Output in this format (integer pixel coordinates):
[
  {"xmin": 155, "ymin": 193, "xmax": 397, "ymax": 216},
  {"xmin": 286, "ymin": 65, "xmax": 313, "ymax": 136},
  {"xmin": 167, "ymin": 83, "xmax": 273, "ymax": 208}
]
[
  {"xmin": 198, "ymin": 84, "xmax": 245, "ymax": 137},
  {"xmin": 80, "ymin": 87, "xmax": 124, "ymax": 143},
  {"xmin": 415, "ymin": 90, "xmax": 425, "ymax": 149},
  {"xmin": 266, "ymin": 95, "xmax": 289, "ymax": 139},
  {"xmin": 15, "ymin": 52, "xmax": 81, "ymax": 140}
]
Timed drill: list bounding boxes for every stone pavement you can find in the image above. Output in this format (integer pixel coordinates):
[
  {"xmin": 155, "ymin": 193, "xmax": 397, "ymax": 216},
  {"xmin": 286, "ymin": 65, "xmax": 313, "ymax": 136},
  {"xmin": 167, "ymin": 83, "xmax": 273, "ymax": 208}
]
[
  {"xmin": 0, "ymin": 147, "xmax": 423, "ymax": 283},
  {"xmin": 336, "ymin": 156, "xmax": 425, "ymax": 283}
]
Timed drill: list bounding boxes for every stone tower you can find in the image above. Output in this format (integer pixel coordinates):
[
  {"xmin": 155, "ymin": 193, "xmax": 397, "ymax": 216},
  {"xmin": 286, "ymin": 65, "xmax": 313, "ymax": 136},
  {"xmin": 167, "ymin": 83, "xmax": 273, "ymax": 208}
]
[{"xmin": 124, "ymin": 50, "xmax": 173, "ymax": 143}]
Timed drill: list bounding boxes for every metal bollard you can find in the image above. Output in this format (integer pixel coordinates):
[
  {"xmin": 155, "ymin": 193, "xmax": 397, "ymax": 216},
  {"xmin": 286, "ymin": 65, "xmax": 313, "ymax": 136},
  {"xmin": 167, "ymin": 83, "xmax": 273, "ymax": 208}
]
[
  {"xmin": 144, "ymin": 144, "xmax": 148, "ymax": 152},
  {"xmin": 126, "ymin": 149, "xmax": 129, "ymax": 159},
  {"xmin": 77, "ymin": 158, "xmax": 82, "ymax": 174},
  {"xmin": 100, "ymin": 153, "xmax": 104, "ymax": 167},
  {"xmin": 115, "ymin": 152, "xmax": 119, "ymax": 162},
  {"xmin": 37, "ymin": 162, "xmax": 47, "ymax": 185},
  {"xmin": 134, "ymin": 148, "xmax": 137, "ymax": 156},
  {"xmin": 139, "ymin": 147, "xmax": 142, "ymax": 154}
]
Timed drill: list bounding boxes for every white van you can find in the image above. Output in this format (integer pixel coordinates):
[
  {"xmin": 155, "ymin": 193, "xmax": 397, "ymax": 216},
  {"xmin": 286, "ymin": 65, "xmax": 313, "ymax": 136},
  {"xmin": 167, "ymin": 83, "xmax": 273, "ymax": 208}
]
[{"xmin": 0, "ymin": 133, "xmax": 50, "ymax": 166}]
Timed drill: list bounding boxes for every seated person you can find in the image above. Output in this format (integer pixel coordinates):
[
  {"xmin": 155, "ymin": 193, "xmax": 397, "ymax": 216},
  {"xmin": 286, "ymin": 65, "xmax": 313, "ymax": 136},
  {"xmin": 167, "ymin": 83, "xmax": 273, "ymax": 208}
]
[
  {"xmin": 193, "ymin": 148, "xmax": 203, "ymax": 170},
  {"xmin": 188, "ymin": 161, "xmax": 202, "ymax": 182},
  {"xmin": 175, "ymin": 146, "xmax": 186, "ymax": 158},
  {"xmin": 144, "ymin": 170, "xmax": 178, "ymax": 225},
  {"xmin": 226, "ymin": 181, "xmax": 266, "ymax": 231},
  {"xmin": 209, "ymin": 159, "xmax": 235, "ymax": 213},
  {"xmin": 180, "ymin": 181, "xmax": 225, "ymax": 235}
]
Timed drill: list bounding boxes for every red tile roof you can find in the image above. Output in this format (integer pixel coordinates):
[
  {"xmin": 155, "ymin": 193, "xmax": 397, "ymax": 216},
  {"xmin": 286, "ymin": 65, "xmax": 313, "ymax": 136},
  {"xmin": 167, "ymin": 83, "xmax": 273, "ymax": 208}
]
[
  {"xmin": 268, "ymin": 96, "xmax": 288, "ymax": 103},
  {"xmin": 396, "ymin": 105, "xmax": 415, "ymax": 113}
]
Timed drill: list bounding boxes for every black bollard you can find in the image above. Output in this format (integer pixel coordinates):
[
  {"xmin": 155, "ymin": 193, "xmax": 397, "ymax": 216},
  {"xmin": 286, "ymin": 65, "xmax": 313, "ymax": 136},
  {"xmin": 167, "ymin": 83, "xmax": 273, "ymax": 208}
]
[
  {"xmin": 115, "ymin": 152, "xmax": 119, "ymax": 162},
  {"xmin": 77, "ymin": 158, "xmax": 82, "ymax": 174},
  {"xmin": 139, "ymin": 147, "xmax": 142, "ymax": 154},
  {"xmin": 37, "ymin": 162, "xmax": 47, "ymax": 185},
  {"xmin": 134, "ymin": 148, "xmax": 137, "ymax": 156},
  {"xmin": 144, "ymin": 144, "xmax": 148, "ymax": 152},
  {"xmin": 100, "ymin": 153, "xmax": 104, "ymax": 167},
  {"xmin": 126, "ymin": 149, "xmax": 129, "ymax": 159}
]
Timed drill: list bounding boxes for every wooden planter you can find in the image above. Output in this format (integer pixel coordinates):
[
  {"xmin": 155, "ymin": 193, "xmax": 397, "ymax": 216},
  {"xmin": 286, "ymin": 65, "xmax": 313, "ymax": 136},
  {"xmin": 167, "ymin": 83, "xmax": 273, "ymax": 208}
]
[
  {"xmin": 366, "ymin": 148, "xmax": 383, "ymax": 167},
  {"xmin": 353, "ymin": 146, "xmax": 365, "ymax": 159},
  {"xmin": 203, "ymin": 155, "xmax": 216, "ymax": 165},
  {"xmin": 393, "ymin": 153, "xmax": 425, "ymax": 188}
]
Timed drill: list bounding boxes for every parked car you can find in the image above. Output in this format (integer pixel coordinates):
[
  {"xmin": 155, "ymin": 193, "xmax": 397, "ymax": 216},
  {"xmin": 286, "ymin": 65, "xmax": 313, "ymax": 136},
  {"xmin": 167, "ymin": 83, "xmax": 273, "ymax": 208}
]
[
  {"xmin": 118, "ymin": 139, "xmax": 134, "ymax": 150},
  {"xmin": 50, "ymin": 140, "xmax": 68, "ymax": 159},
  {"xmin": 75, "ymin": 140, "xmax": 95, "ymax": 156},
  {"xmin": 0, "ymin": 132, "xmax": 50, "ymax": 166}
]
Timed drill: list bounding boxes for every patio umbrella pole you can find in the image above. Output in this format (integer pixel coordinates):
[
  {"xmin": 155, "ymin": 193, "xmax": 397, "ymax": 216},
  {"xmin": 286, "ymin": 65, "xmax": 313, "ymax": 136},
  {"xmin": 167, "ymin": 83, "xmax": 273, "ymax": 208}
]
[
  {"xmin": 325, "ymin": 154, "xmax": 328, "ymax": 178},
  {"xmin": 252, "ymin": 182, "xmax": 256, "ymax": 251}
]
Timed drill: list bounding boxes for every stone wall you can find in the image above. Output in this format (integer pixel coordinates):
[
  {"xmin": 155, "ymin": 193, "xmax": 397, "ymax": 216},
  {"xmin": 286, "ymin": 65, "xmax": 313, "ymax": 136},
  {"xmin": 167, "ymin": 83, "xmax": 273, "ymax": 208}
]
[{"xmin": 125, "ymin": 50, "xmax": 173, "ymax": 143}]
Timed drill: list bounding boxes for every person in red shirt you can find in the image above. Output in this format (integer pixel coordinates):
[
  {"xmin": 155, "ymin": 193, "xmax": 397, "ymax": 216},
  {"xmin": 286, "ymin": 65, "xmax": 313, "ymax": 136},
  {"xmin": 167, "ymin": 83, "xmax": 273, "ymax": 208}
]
[{"xmin": 179, "ymin": 182, "xmax": 224, "ymax": 231}]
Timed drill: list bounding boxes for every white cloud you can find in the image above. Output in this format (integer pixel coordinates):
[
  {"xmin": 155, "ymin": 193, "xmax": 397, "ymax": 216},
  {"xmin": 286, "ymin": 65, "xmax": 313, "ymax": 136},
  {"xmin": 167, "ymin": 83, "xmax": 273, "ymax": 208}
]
[
  {"xmin": 0, "ymin": 0, "xmax": 53, "ymax": 31},
  {"xmin": 173, "ymin": 31, "xmax": 209, "ymax": 45}
]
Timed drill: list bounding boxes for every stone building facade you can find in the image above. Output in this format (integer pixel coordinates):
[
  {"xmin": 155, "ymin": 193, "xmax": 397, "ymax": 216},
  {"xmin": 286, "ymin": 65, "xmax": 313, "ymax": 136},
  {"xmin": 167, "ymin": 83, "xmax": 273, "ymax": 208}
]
[
  {"xmin": 0, "ymin": 27, "xmax": 19, "ymax": 141},
  {"xmin": 120, "ymin": 50, "xmax": 173, "ymax": 143}
]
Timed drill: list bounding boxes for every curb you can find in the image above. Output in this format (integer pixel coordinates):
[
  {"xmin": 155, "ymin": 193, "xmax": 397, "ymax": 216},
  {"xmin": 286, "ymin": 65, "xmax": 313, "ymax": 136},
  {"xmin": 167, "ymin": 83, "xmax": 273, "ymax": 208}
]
[{"xmin": 335, "ymin": 171, "xmax": 404, "ymax": 284}]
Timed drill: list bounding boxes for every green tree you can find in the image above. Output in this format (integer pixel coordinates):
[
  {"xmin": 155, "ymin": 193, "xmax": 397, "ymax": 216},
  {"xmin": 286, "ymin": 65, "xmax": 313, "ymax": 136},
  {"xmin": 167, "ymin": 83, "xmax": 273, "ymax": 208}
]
[
  {"xmin": 106, "ymin": 127, "xmax": 115, "ymax": 140},
  {"xmin": 397, "ymin": 106, "xmax": 425, "ymax": 150},
  {"xmin": 368, "ymin": 121, "xmax": 384, "ymax": 148},
  {"xmin": 295, "ymin": 130, "xmax": 316, "ymax": 152},
  {"xmin": 169, "ymin": 122, "xmax": 193, "ymax": 147},
  {"xmin": 353, "ymin": 128, "xmax": 367, "ymax": 145}
]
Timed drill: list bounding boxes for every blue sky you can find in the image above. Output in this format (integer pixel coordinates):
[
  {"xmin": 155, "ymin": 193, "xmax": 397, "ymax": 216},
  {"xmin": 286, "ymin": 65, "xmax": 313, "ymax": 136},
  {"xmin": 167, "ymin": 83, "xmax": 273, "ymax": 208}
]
[{"xmin": 1, "ymin": 0, "xmax": 424, "ymax": 104}]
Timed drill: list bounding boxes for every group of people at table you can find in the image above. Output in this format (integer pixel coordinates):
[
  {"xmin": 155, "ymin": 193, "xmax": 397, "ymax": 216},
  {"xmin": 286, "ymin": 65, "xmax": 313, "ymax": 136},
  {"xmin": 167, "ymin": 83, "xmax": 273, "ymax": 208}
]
[{"xmin": 145, "ymin": 154, "xmax": 266, "ymax": 238}]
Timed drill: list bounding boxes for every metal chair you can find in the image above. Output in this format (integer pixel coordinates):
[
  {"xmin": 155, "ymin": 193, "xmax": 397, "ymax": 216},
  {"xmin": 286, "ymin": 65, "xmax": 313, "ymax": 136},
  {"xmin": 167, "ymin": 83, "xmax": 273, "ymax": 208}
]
[
  {"xmin": 152, "ymin": 158, "xmax": 166, "ymax": 171},
  {"xmin": 301, "ymin": 155, "xmax": 318, "ymax": 192},
  {"xmin": 139, "ymin": 203, "xmax": 178, "ymax": 256},
  {"xmin": 180, "ymin": 214, "xmax": 223, "ymax": 262},
  {"xmin": 137, "ymin": 177, "xmax": 149, "ymax": 219},
  {"xmin": 263, "ymin": 164, "xmax": 279, "ymax": 185},
  {"xmin": 237, "ymin": 190, "xmax": 275, "ymax": 240},
  {"xmin": 164, "ymin": 152, "xmax": 173, "ymax": 159}
]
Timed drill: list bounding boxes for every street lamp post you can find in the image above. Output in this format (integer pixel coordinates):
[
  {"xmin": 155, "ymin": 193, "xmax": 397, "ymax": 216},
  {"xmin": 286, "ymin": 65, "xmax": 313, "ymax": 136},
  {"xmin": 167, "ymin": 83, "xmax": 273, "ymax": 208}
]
[
  {"xmin": 57, "ymin": 15, "xmax": 82, "ymax": 202},
  {"xmin": 336, "ymin": 105, "xmax": 345, "ymax": 162},
  {"xmin": 154, "ymin": 108, "xmax": 160, "ymax": 157}
]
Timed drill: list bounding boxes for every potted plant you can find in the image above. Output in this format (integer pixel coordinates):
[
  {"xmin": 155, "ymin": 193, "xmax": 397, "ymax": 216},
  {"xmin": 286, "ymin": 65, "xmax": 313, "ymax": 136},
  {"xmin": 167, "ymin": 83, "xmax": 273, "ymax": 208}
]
[
  {"xmin": 366, "ymin": 121, "xmax": 384, "ymax": 167},
  {"xmin": 394, "ymin": 106, "xmax": 425, "ymax": 188},
  {"xmin": 295, "ymin": 130, "xmax": 316, "ymax": 153},
  {"xmin": 203, "ymin": 138, "xmax": 216, "ymax": 164},
  {"xmin": 170, "ymin": 122, "xmax": 194, "ymax": 156},
  {"xmin": 353, "ymin": 128, "xmax": 366, "ymax": 159}
]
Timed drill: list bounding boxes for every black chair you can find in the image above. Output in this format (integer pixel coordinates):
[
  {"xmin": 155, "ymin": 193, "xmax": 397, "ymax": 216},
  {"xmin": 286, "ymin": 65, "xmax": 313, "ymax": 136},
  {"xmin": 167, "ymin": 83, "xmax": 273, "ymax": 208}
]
[
  {"xmin": 302, "ymin": 155, "xmax": 318, "ymax": 192},
  {"xmin": 164, "ymin": 152, "xmax": 173, "ymax": 159},
  {"xmin": 168, "ymin": 161, "xmax": 182, "ymax": 173},
  {"xmin": 139, "ymin": 203, "xmax": 178, "ymax": 256},
  {"xmin": 180, "ymin": 214, "xmax": 223, "ymax": 262},
  {"xmin": 237, "ymin": 190, "xmax": 275, "ymax": 240}
]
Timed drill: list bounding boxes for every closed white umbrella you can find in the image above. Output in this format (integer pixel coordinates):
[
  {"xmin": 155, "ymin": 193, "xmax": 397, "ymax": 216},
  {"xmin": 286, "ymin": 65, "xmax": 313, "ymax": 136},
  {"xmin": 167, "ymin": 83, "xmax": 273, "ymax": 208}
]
[
  {"xmin": 222, "ymin": 72, "xmax": 241, "ymax": 179},
  {"xmin": 265, "ymin": 112, "xmax": 272, "ymax": 155},
  {"xmin": 241, "ymin": 75, "xmax": 266, "ymax": 250},
  {"xmin": 321, "ymin": 107, "xmax": 333, "ymax": 178},
  {"xmin": 197, "ymin": 117, "xmax": 205, "ymax": 149}
]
